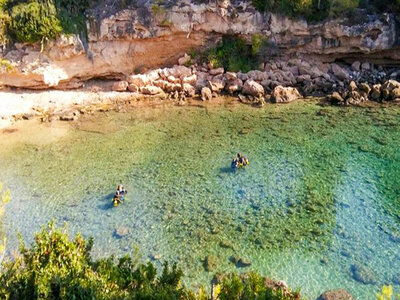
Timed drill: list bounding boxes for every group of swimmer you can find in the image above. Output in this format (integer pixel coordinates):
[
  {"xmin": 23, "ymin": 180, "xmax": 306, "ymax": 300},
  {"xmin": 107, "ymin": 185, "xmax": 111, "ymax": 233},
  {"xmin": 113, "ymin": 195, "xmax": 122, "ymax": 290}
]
[
  {"xmin": 113, "ymin": 153, "xmax": 248, "ymax": 207},
  {"xmin": 113, "ymin": 183, "xmax": 128, "ymax": 206},
  {"xmin": 231, "ymin": 153, "xmax": 249, "ymax": 169}
]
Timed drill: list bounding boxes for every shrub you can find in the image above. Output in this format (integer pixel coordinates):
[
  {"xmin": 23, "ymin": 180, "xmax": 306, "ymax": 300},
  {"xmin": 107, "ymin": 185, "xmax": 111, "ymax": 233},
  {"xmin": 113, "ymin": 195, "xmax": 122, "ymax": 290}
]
[
  {"xmin": 216, "ymin": 272, "xmax": 302, "ymax": 300},
  {"xmin": 0, "ymin": 222, "xmax": 194, "ymax": 299},
  {"xmin": 202, "ymin": 35, "xmax": 258, "ymax": 72},
  {"xmin": 8, "ymin": 0, "xmax": 62, "ymax": 43}
]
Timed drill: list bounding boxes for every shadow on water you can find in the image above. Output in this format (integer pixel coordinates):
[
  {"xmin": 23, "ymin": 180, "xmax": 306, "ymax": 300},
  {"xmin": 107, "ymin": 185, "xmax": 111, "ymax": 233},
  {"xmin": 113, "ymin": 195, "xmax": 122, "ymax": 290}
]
[
  {"xmin": 99, "ymin": 192, "xmax": 115, "ymax": 210},
  {"xmin": 220, "ymin": 166, "xmax": 235, "ymax": 174}
]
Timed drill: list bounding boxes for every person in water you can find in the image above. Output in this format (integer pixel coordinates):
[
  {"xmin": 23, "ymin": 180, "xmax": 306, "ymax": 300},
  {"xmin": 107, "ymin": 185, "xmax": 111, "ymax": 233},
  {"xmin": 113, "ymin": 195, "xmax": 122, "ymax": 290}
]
[
  {"xmin": 114, "ymin": 190, "xmax": 122, "ymax": 204},
  {"xmin": 237, "ymin": 153, "xmax": 245, "ymax": 165},
  {"xmin": 235, "ymin": 153, "xmax": 249, "ymax": 167},
  {"xmin": 117, "ymin": 183, "xmax": 127, "ymax": 195},
  {"xmin": 231, "ymin": 157, "xmax": 239, "ymax": 169}
]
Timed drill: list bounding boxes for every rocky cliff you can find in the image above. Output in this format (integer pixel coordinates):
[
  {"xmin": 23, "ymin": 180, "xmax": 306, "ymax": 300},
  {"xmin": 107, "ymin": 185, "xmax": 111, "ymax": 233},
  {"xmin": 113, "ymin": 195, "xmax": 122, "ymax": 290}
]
[{"xmin": 0, "ymin": 0, "xmax": 399, "ymax": 89}]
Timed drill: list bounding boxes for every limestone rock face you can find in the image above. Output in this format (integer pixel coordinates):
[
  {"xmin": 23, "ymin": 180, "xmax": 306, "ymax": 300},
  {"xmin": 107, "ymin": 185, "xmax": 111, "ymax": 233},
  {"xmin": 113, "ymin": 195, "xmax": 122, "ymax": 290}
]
[
  {"xmin": 0, "ymin": 1, "xmax": 399, "ymax": 89},
  {"xmin": 271, "ymin": 85, "xmax": 302, "ymax": 103}
]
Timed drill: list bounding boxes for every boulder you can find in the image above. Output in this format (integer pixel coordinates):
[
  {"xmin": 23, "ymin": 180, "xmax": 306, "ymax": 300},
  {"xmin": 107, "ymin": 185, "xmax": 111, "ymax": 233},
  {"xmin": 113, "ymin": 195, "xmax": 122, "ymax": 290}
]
[
  {"xmin": 331, "ymin": 91, "xmax": 344, "ymax": 104},
  {"xmin": 140, "ymin": 85, "xmax": 164, "ymax": 95},
  {"xmin": 237, "ymin": 72, "xmax": 249, "ymax": 81},
  {"xmin": 271, "ymin": 85, "xmax": 301, "ymax": 103},
  {"xmin": 351, "ymin": 61, "xmax": 361, "ymax": 72},
  {"xmin": 331, "ymin": 63, "xmax": 350, "ymax": 81},
  {"xmin": 161, "ymin": 65, "xmax": 192, "ymax": 78},
  {"xmin": 225, "ymin": 72, "xmax": 237, "ymax": 81},
  {"xmin": 370, "ymin": 84, "xmax": 382, "ymax": 101},
  {"xmin": 204, "ymin": 255, "xmax": 217, "ymax": 272},
  {"xmin": 208, "ymin": 75, "xmax": 226, "ymax": 92},
  {"xmin": 350, "ymin": 263, "xmax": 376, "ymax": 284},
  {"xmin": 247, "ymin": 70, "xmax": 268, "ymax": 81},
  {"xmin": 182, "ymin": 74, "xmax": 197, "ymax": 85},
  {"xmin": 209, "ymin": 67, "xmax": 224, "ymax": 76},
  {"xmin": 128, "ymin": 84, "xmax": 139, "ymax": 92},
  {"xmin": 349, "ymin": 81, "xmax": 357, "ymax": 92},
  {"xmin": 237, "ymin": 257, "xmax": 251, "ymax": 267},
  {"xmin": 359, "ymin": 82, "xmax": 371, "ymax": 94},
  {"xmin": 225, "ymin": 78, "xmax": 243, "ymax": 94},
  {"xmin": 393, "ymin": 87, "xmax": 400, "ymax": 99},
  {"xmin": 178, "ymin": 53, "xmax": 191, "ymax": 66},
  {"xmin": 382, "ymin": 80, "xmax": 400, "ymax": 100},
  {"xmin": 201, "ymin": 87, "xmax": 212, "ymax": 101},
  {"xmin": 127, "ymin": 74, "xmax": 150, "ymax": 87},
  {"xmin": 115, "ymin": 226, "xmax": 130, "ymax": 238},
  {"xmin": 317, "ymin": 289, "xmax": 355, "ymax": 300},
  {"xmin": 167, "ymin": 75, "xmax": 180, "ymax": 84},
  {"xmin": 183, "ymin": 83, "xmax": 196, "ymax": 97},
  {"xmin": 361, "ymin": 62, "xmax": 370, "ymax": 71},
  {"xmin": 242, "ymin": 80, "xmax": 264, "ymax": 97},
  {"xmin": 112, "ymin": 81, "xmax": 128, "ymax": 92}
]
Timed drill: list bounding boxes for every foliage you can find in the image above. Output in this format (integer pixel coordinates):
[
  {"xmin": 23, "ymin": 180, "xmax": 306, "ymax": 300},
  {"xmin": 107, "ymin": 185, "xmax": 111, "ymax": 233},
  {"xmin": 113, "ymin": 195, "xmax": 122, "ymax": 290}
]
[
  {"xmin": 0, "ymin": 222, "xmax": 306, "ymax": 299},
  {"xmin": 215, "ymin": 272, "xmax": 302, "ymax": 300},
  {"xmin": 3, "ymin": 0, "xmax": 93, "ymax": 43},
  {"xmin": 377, "ymin": 285, "xmax": 400, "ymax": 300},
  {"xmin": 0, "ymin": 182, "xmax": 10, "ymax": 254},
  {"xmin": 0, "ymin": 222, "xmax": 194, "ymax": 299},
  {"xmin": 202, "ymin": 35, "xmax": 259, "ymax": 73},
  {"xmin": 8, "ymin": 0, "xmax": 62, "ymax": 43},
  {"xmin": 252, "ymin": 0, "xmax": 361, "ymax": 21}
]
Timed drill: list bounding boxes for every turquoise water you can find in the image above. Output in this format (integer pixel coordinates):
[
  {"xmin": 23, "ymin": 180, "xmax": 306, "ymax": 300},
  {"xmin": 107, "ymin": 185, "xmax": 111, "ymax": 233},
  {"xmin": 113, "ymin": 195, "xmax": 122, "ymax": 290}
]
[{"xmin": 1, "ymin": 99, "xmax": 400, "ymax": 299}]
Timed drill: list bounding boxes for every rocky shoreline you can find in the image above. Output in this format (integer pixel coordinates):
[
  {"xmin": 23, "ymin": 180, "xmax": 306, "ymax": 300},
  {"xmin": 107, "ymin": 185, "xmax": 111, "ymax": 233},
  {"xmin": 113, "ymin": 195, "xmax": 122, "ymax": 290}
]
[
  {"xmin": 109, "ymin": 54, "xmax": 400, "ymax": 106},
  {"xmin": 1, "ymin": 56, "xmax": 399, "ymax": 131}
]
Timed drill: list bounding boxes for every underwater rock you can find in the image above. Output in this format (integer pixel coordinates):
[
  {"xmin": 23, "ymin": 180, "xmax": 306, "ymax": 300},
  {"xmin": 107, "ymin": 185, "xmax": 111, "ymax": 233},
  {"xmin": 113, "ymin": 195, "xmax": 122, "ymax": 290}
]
[
  {"xmin": 219, "ymin": 240, "xmax": 234, "ymax": 249},
  {"xmin": 392, "ymin": 274, "xmax": 400, "ymax": 285},
  {"xmin": 350, "ymin": 263, "xmax": 376, "ymax": 284},
  {"xmin": 152, "ymin": 254, "xmax": 162, "ymax": 260},
  {"xmin": 340, "ymin": 250, "xmax": 351, "ymax": 258},
  {"xmin": 204, "ymin": 255, "xmax": 218, "ymax": 272},
  {"xmin": 237, "ymin": 257, "xmax": 251, "ymax": 267},
  {"xmin": 317, "ymin": 289, "xmax": 354, "ymax": 300},
  {"xmin": 115, "ymin": 226, "xmax": 130, "ymax": 238}
]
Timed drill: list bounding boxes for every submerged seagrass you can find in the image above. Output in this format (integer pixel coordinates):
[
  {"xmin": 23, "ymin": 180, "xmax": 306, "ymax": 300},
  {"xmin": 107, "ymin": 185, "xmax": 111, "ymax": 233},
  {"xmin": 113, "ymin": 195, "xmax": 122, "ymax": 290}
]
[{"xmin": 1, "ymin": 99, "xmax": 400, "ymax": 299}]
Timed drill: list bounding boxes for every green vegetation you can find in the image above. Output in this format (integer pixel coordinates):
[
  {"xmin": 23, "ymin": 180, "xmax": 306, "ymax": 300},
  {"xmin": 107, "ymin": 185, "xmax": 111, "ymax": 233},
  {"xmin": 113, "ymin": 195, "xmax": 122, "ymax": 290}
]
[
  {"xmin": 0, "ymin": 222, "xmax": 302, "ymax": 299},
  {"xmin": 0, "ymin": 0, "xmax": 93, "ymax": 44},
  {"xmin": 202, "ymin": 35, "xmax": 266, "ymax": 72},
  {"xmin": 376, "ymin": 285, "xmax": 400, "ymax": 300},
  {"xmin": 8, "ymin": 0, "xmax": 62, "ymax": 43},
  {"xmin": 0, "ymin": 182, "xmax": 10, "ymax": 253},
  {"xmin": 252, "ymin": 0, "xmax": 399, "ymax": 21}
]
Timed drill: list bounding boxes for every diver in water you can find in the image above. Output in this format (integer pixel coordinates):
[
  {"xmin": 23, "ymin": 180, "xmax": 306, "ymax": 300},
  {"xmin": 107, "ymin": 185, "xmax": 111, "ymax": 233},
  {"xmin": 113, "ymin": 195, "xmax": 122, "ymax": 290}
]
[{"xmin": 231, "ymin": 157, "xmax": 239, "ymax": 169}]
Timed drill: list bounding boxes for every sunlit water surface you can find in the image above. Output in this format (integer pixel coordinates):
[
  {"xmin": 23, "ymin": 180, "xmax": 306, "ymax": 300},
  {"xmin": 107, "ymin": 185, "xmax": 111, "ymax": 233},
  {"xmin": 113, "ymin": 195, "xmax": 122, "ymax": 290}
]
[{"xmin": 1, "ymin": 99, "xmax": 400, "ymax": 299}]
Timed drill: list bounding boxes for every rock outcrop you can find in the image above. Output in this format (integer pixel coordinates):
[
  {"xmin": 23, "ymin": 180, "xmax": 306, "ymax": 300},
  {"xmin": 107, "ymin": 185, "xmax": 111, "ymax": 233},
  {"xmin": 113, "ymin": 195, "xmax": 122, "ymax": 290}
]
[
  {"xmin": 316, "ymin": 290, "xmax": 355, "ymax": 300},
  {"xmin": 0, "ymin": 0, "xmax": 398, "ymax": 89}
]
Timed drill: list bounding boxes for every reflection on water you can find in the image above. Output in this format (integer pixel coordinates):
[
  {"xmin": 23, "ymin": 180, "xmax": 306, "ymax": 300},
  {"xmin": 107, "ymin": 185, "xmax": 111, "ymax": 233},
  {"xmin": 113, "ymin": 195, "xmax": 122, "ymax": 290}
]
[{"xmin": 1, "ymin": 100, "xmax": 400, "ymax": 299}]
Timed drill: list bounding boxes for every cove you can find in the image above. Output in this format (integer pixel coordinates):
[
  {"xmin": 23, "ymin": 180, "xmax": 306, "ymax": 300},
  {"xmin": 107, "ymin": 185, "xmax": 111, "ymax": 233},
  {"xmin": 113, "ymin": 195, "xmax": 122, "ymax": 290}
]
[{"xmin": 1, "ymin": 99, "xmax": 400, "ymax": 299}]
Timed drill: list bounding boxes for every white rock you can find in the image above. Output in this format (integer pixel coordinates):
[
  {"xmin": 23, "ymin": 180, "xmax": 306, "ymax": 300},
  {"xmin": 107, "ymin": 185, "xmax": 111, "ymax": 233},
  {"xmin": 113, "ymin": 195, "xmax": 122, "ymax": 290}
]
[
  {"xmin": 242, "ymin": 80, "xmax": 264, "ymax": 97},
  {"xmin": 201, "ymin": 87, "xmax": 212, "ymax": 101},
  {"xmin": 271, "ymin": 85, "xmax": 302, "ymax": 103}
]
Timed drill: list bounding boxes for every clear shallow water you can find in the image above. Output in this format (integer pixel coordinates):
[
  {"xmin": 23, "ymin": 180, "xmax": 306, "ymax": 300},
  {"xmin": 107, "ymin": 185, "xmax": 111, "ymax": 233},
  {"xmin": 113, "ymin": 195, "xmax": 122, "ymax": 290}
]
[{"xmin": 1, "ymin": 99, "xmax": 400, "ymax": 299}]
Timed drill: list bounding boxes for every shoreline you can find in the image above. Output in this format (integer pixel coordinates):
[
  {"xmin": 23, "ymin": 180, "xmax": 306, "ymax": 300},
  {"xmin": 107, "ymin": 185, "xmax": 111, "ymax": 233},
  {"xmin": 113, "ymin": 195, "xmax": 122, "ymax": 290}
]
[{"xmin": 2, "ymin": 82, "xmax": 400, "ymax": 133}]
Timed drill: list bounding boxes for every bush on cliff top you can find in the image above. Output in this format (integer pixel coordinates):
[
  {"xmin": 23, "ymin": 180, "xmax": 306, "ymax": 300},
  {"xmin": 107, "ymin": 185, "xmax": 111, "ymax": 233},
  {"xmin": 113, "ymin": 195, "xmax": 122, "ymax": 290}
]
[
  {"xmin": 2, "ymin": 0, "xmax": 93, "ymax": 44},
  {"xmin": 0, "ymin": 222, "xmax": 302, "ymax": 300},
  {"xmin": 8, "ymin": 0, "xmax": 62, "ymax": 43}
]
